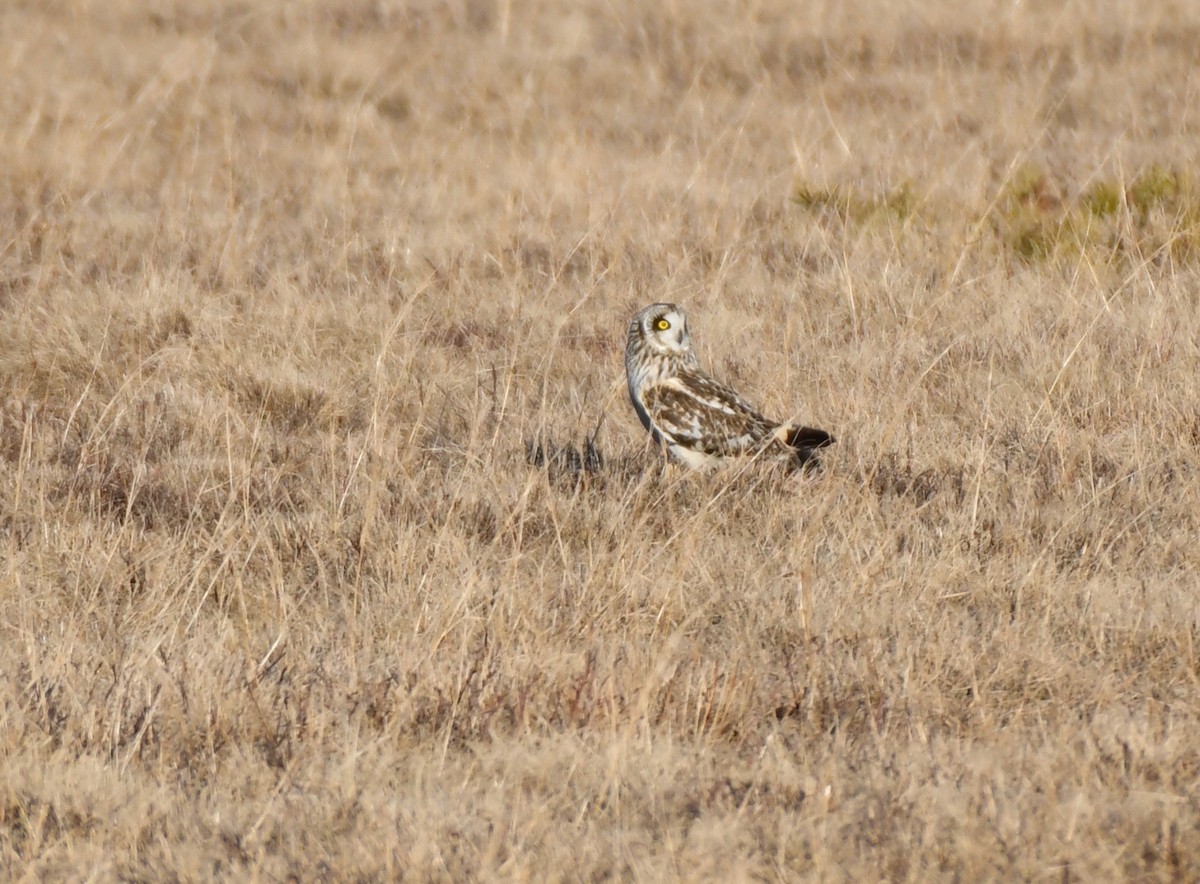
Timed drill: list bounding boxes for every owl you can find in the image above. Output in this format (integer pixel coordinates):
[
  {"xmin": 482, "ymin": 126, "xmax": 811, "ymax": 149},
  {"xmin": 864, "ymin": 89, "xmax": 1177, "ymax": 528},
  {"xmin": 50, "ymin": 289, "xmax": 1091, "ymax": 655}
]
[{"xmin": 624, "ymin": 303, "xmax": 834, "ymax": 470}]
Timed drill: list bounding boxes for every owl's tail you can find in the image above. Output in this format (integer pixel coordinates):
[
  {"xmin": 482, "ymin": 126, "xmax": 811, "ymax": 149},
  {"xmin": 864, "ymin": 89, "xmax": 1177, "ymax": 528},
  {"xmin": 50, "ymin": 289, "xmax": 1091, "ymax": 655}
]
[{"xmin": 783, "ymin": 425, "xmax": 835, "ymax": 468}]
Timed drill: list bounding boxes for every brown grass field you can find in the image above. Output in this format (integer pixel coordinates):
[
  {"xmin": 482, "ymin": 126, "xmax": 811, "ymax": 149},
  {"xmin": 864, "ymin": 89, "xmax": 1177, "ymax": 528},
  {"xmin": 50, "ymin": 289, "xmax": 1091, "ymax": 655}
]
[{"xmin": 4, "ymin": 0, "xmax": 1200, "ymax": 879}]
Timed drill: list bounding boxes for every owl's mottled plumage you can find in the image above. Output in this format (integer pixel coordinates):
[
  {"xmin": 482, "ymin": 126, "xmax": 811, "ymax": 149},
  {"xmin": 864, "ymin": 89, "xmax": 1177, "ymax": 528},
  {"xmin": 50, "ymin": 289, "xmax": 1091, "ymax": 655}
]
[{"xmin": 625, "ymin": 303, "xmax": 834, "ymax": 469}]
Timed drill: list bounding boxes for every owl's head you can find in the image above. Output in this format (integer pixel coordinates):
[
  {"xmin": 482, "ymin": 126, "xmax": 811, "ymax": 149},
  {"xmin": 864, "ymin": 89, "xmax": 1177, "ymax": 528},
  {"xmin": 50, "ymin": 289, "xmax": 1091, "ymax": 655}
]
[{"xmin": 631, "ymin": 302, "xmax": 692, "ymax": 356}]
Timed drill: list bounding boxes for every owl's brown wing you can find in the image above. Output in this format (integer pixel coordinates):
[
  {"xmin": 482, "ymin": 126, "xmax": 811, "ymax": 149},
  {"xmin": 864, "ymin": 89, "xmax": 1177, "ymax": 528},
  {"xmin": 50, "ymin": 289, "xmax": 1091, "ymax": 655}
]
[{"xmin": 641, "ymin": 373, "xmax": 776, "ymax": 457}]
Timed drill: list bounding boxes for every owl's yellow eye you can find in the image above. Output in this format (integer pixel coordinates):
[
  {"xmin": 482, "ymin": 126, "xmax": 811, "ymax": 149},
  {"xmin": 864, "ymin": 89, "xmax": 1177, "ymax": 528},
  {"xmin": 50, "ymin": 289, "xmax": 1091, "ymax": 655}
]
[{"xmin": 655, "ymin": 318, "xmax": 671, "ymax": 331}]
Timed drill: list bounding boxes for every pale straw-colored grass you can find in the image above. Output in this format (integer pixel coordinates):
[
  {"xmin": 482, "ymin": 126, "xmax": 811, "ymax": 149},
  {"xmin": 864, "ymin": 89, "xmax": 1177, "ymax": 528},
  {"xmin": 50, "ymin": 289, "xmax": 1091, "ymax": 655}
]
[{"xmin": 3, "ymin": 1, "xmax": 1200, "ymax": 878}]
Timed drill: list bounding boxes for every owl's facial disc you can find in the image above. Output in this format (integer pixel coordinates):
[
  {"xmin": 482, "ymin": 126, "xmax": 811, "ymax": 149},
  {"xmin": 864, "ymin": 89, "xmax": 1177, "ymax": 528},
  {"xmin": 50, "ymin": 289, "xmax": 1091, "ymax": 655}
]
[{"xmin": 647, "ymin": 306, "xmax": 689, "ymax": 353}]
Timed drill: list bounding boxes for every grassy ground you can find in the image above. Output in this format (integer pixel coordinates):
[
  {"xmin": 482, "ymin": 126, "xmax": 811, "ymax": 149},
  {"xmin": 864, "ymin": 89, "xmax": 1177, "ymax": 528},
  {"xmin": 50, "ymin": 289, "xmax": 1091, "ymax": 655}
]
[{"xmin": 3, "ymin": 0, "xmax": 1200, "ymax": 879}]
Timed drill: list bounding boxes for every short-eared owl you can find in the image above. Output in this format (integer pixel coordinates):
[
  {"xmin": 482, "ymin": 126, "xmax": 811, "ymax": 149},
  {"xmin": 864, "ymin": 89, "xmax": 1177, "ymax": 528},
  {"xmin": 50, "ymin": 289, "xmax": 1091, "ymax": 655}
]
[{"xmin": 625, "ymin": 303, "xmax": 834, "ymax": 469}]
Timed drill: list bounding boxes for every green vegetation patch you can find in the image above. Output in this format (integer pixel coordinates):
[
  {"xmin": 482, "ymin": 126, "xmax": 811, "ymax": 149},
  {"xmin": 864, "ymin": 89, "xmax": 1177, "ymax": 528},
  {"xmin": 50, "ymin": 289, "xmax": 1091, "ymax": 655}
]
[
  {"xmin": 792, "ymin": 180, "xmax": 918, "ymax": 225},
  {"xmin": 792, "ymin": 166, "xmax": 1200, "ymax": 267},
  {"xmin": 991, "ymin": 164, "xmax": 1200, "ymax": 265}
]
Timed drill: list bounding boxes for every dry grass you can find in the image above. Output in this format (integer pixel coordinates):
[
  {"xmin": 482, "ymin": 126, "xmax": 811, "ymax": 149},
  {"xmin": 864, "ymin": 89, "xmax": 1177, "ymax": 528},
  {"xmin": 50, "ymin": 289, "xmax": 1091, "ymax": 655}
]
[{"xmin": 3, "ymin": 0, "xmax": 1200, "ymax": 879}]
